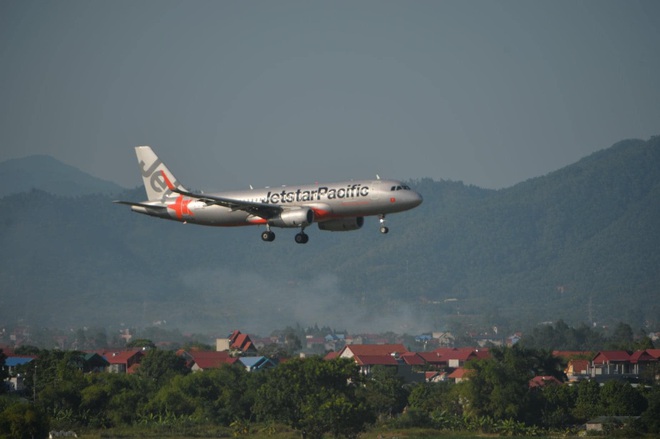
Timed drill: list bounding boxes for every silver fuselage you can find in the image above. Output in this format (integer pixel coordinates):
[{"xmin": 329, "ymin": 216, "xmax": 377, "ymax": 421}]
[{"xmin": 131, "ymin": 178, "xmax": 422, "ymax": 227}]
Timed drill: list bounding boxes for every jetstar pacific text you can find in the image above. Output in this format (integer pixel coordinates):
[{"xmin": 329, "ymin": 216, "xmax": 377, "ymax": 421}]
[{"xmin": 264, "ymin": 184, "xmax": 369, "ymax": 204}]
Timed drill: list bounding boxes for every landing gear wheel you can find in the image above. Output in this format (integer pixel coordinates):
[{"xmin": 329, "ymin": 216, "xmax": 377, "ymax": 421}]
[
  {"xmin": 295, "ymin": 233, "xmax": 309, "ymax": 244},
  {"xmin": 261, "ymin": 231, "xmax": 275, "ymax": 242},
  {"xmin": 378, "ymin": 214, "xmax": 389, "ymax": 234}
]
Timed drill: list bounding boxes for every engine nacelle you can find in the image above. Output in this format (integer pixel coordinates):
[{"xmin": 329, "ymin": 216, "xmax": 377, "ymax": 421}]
[
  {"xmin": 318, "ymin": 217, "xmax": 364, "ymax": 232},
  {"xmin": 268, "ymin": 208, "xmax": 314, "ymax": 228}
]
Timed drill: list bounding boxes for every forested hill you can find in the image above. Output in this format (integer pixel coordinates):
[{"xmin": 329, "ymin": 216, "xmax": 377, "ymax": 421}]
[
  {"xmin": 0, "ymin": 137, "xmax": 658, "ymax": 334},
  {"xmin": 0, "ymin": 154, "xmax": 123, "ymax": 197}
]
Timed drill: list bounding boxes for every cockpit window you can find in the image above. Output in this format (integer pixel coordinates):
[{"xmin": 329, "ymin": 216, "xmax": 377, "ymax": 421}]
[{"xmin": 391, "ymin": 184, "xmax": 411, "ymax": 191}]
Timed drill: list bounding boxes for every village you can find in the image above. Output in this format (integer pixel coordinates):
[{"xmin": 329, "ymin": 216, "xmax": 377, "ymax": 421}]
[{"xmin": 4, "ymin": 327, "xmax": 660, "ymax": 391}]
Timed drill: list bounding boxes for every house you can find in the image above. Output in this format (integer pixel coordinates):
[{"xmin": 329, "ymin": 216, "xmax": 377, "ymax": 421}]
[
  {"xmin": 3, "ymin": 355, "xmax": 36, "ymax": 375},
  {"xmin": 324, "ymin": 351, "xmax": 339, "ymax": 360},
  {"xmin": 238, "ymin": 356, "xmax": 276, "ymax": 372},
  {"xmin": 351, "ymin": 354, "xmax": 399, "ymax": 375},
  {"xmin": 216, "ymin": 330, "xmax": 258, "ymax": 356},
  {"xmin": 400, "ymin": 352, "xmax": 426, "ymax": 368},
  {"xmin": 181, "ymin": 351, "xmax": 239, "ymax": 372},
  {"xmin": 98, "ymin": 349, "xmax": 145, "ymax": 374},
  {"xmin": 424, "ymin": 371, "xmax": 447, "ymax": 382},
  {"xmin": 591, "ymin": 351, "xmax": 632, "ymax": 377},
  {"xmin": 336, "ymin": 344, "xmax": 424, "ymax": 382},
  {"xmin": 338, "ymin": 343, "xmax": 408, "ymax": 360},
  {"xmin": 432, "ymin": 331, "xmax": 455, "ymax": 347},
  {"xmin": 305, "ymin": 336, "xmax": 326, "ymax": 350},
  {"xmin": 630, "ymin": 350, "xmax": 659, "ymax": 380},
  {"xmin": 432, "ymin": 347, "xmax": 486, "ymax": 368},
  {"xmin": 529, "ymin": 375, "xmax": 562, "ymax": 388},
  {"xmin": 81, "ymin": 353, "xmax": 110, "ymax": 373},
  {"xmin": 417, "ymin": 351, "xmax": 449, "ymax": 369},
  {"xmin": 3, "ymin": 355, "xmax": 36, "ymax": 392},
  {"xmin": 447, "ymin": 367, "xmax": 471, "ymax": 383},
  {"xmin": 565, "ymin": 359, "xmax": 590, "ymax": 382}
]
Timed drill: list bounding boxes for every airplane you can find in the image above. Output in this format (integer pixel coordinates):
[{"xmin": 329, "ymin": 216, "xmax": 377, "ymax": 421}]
[{"xmin": 115, "ymin": 146, "xmax": 423, "ymax": 244}]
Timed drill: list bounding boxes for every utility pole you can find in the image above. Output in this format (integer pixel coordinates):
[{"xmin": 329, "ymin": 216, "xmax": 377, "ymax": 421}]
[{"xmin": 33, "ymin": 364, "xmax": 37, "ymax": 402}]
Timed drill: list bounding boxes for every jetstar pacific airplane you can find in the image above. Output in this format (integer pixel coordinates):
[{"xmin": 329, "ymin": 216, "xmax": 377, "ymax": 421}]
[{"xmin": 115, "ymin": 146, "xmax": 423, "ymax": 244}]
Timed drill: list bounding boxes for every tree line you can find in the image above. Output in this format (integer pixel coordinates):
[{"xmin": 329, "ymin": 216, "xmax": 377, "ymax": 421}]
[{"xmin": 1, "ymin": 345, "xmax": 660, "ymax": 438}]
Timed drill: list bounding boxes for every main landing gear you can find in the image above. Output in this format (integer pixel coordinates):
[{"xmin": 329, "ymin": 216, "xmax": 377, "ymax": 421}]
[
  {"xmin": 294, "ymin": 231, "xmax": 309, "ymax": 244},
  {"xmin": 260, "ymin": 225, "xmax": 309, "ymax": 244},
  {"xmin": 261, "ymin": 229, "xmax": 275, "ymax": 242},
  {"xmin": 379, "ymin": 214, "xmax": 389, "ymax": 234}
]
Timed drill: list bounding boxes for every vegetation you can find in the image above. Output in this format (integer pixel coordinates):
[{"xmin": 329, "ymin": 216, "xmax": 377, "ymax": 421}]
[{"xmin": 2, "ymin": 346, "xmax": 660, "ymax": 438}]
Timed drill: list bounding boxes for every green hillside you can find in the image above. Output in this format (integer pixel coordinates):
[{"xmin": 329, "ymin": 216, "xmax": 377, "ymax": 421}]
[
  {"xmin": 0, "ymin": 137, "xmax": 658, "ymax": 334},
  {"xmin": 0, "ymin": 154, "xmax": 123, "ymax": 197}
]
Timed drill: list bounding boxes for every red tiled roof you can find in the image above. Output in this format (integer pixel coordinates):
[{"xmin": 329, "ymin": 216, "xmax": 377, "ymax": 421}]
[
  {"xmin": 352, "ymin": 354, "xmax": 399, "ymax": 366},
  {"xmin": 324, "ymin": 351, "xmax": 339, "ymax": 360},
  {"xmin": 229, "ymin": 330, "xmax": 241, "ymax": 342},
  {"xmin": 127, "ymin": 363, "xmax": 141, "ymax": 374},
  {"xmin": 592, "ymin": 350, "xmax": 631, "ymax": 363},
  {"xmin": 232, "ymin": 333, "xmax": 249, "ymax": 349},
  {"xmin": 529, "ymin": 375, "xmax": 562, "ymax": 388},
  {"xmin": 454, "ymin": 348, "xmax": 478, "ymax": 361},
  {"xmin": 228, "ymin": 331, "xmax": 256, "ymax": 353},
  {"xmin": 400, "ymin": 352, "xmax": 426, "ymax": 366},
  {"xmin": 189, "ymin": 351, "xmax": 238, "ymax": 369},
  {"xmin": 567, "ymin": 359, "xmax": 589, "ymax": 373},
  {"xmin": 447, "ymin": 367, "xmax": 470, "ymax": 379},
  {"xmin": 417, "ymin": 351, "xmax": 449, "ymax": 365},
  {"xmin": 432, "ymin": 347, "xmax": 455, "ymax": 357},
  {"xmin": 646, "ymin": 349, "xmax": 660, "ymax": 360},
  {"xmin": 432, "ymin": 347, "xmax": 483, "ymax": 361},
  {"xmin": 98, "ymin": 349, "xmax": 144, "ymax": 364},
  {"xmin": 630, "ymin": 350, "xmax": 658, "ymax": 363}
]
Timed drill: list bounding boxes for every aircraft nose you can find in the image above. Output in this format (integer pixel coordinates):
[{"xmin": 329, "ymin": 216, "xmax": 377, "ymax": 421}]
[{"xmin": 412, "ymin": 191, "xmax": 423, "ymax": 206}]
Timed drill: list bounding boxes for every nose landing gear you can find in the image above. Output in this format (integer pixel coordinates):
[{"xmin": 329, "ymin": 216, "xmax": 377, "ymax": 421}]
[{"xmin": 379, "ymin": 214, "xmax": 389, "ymax": 234}]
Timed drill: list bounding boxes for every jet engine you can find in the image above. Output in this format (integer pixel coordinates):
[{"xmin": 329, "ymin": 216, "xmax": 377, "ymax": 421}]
[
  {"xmin": 317, "ymin": 217, "xmax": 364, "ymax": 231},
  {"xmin": 269, "ymin": 208, "xmax": 314, "ymax": 228}
]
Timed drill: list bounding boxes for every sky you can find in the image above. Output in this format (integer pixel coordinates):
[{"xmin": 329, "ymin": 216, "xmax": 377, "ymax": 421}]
[{"xmin": 1, "ymin": 1, "xmax": 659, "ymax": 191}]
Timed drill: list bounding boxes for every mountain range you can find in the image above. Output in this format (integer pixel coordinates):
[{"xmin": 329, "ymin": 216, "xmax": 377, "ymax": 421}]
[
  {"xmin": 1, "ymin": 137, "xmax": 658, "ymax": 336},
  {"xmin": 0, "ymin": 154, "xmax": 123, "ymax": 197}
]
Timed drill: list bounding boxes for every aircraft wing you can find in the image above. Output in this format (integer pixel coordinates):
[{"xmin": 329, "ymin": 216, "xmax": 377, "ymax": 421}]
[
  {"xmin": 159, "ymin": 170, "xmax": 282, "ymax": 220},
  {"xmin": 171, "ymin": 187, "xmax": 283, "ymax": 220}
]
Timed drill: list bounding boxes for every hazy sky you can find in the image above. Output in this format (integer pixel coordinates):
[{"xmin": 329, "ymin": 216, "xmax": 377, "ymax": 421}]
[{"xmin": 1, "ymin": 1, "xmax": 659, "ymax": 191}]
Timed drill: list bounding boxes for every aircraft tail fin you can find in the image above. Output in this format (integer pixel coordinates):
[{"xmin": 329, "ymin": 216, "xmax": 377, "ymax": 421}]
[{"xmin": 135, "ymin": 146, "xmax": 187, "ymax": 201}]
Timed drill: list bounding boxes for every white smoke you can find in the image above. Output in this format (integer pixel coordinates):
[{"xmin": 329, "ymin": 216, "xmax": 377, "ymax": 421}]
[{"xmin": 175, "ymin": 267, "xmax": 434, "ymax": 336}]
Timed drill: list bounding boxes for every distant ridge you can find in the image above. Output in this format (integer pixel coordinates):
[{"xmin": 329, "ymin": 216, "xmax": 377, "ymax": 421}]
[
  {"xmin": 0, "ymin": 137, "xmax": 658, "ymax": 333},
  {"xmin": 0, "ymin": 154, "xmax": 124, "ymax": 197}
]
